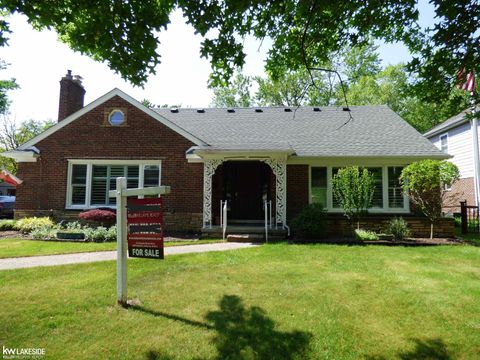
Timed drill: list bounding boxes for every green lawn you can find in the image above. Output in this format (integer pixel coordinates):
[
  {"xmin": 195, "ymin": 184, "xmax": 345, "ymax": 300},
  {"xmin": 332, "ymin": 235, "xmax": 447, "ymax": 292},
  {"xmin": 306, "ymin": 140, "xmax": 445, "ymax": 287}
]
[
  {"xmin": 454, "ymin": 227, "xmax": 480, "ymax": 246},
  {"xmin": 0, "ymin": 238, "xmax": 225, "ymax": 258},
  {"xmin": 1, "ymin": 244, "xmax": 479, "ymax": 359}
]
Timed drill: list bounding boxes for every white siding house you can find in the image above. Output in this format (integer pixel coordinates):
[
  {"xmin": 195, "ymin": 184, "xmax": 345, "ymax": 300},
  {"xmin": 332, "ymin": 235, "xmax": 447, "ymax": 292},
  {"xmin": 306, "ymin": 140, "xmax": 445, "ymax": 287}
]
[{"xmin": 425, "ymin": 109, "xmax": 480, "ymax": 209}]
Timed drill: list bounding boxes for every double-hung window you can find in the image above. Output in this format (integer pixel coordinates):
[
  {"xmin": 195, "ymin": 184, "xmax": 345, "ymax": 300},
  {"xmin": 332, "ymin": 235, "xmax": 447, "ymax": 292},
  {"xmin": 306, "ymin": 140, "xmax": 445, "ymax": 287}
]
[
  {"xmin": 67, "ymin": 160, "xmax": 161, "ymax": 209},
  {"xmin": 310, "ymin": 165, "xmax": 408, "ymax": 212}
]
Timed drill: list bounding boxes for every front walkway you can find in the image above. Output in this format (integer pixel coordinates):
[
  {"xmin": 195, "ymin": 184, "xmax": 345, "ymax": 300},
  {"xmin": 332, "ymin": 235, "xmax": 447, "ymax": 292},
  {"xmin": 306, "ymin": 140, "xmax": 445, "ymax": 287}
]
[{"xmin": 0, "ymin": 242, "xmax": 259, "ymax": 270}]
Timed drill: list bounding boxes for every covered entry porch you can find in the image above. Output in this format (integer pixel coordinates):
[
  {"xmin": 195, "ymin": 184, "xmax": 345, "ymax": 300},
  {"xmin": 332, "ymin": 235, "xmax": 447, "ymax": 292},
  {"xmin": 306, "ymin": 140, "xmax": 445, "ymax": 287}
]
[{"xmin": 188, "ymin": 148, "xmax": 293, "ymax": 235}]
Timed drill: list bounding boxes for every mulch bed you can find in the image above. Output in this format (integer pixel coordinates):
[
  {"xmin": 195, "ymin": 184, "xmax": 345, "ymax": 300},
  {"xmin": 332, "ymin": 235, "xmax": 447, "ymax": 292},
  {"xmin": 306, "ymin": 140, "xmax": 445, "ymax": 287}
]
[{"xmin": 0, "ymin": 231, "xmax": 31, "ymax": 239}]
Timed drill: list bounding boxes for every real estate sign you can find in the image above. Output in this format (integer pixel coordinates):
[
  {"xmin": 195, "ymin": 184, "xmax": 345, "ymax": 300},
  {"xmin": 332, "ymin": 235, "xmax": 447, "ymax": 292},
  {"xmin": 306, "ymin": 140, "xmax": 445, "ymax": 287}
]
[{"xmin": 127, "ymin": 198, "xmax": 164, "ymax": 259}]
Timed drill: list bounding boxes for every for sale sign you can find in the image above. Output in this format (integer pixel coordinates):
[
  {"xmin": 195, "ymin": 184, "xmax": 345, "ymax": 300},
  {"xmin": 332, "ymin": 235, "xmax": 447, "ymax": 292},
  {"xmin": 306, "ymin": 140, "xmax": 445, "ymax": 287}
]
[{"xmin": 127, "ymin": 197, "xmax": 164, "ymax": 259}]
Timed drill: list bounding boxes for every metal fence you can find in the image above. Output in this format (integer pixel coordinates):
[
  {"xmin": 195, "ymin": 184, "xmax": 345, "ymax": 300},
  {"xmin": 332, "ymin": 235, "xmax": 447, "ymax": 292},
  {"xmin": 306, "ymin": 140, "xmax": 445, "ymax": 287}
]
[{"xmin": 460, "ymin": 201, "xmax": 479, "ymax": 234}]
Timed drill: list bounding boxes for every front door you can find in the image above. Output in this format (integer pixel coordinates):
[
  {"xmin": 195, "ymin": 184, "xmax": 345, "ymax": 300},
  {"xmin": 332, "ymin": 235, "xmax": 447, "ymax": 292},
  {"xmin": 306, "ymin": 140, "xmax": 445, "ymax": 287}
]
[{"xmin": 223, "ymin": 161, "xmax": 271, "ymax": 220}]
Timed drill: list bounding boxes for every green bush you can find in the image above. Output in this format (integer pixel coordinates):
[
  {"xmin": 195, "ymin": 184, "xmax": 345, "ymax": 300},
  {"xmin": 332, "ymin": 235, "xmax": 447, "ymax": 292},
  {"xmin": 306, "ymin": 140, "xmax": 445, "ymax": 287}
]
[
  {"xmin": 387, "ymin": 217, "xmax": 411, "ymax": 241},
  {"xmin": 354, "ymin": 229, "xmax": 379, "ymax": 241},
  {"xmin": 84, "ymin": 226, "xmax": 116, "ymax": 242},
  {"xmin": 0, "ymin": 219, "xmax": 17, "ymax": 231},
  {"xmin": 64, "ymin": 221, "xmax": 83, "ymax": 231},
  {"xmin": 15, "ymin": 217, "xmax": 55, "ymax": 234},
  {"xmin": 31, "ymin": 226, "xmax": 57, "ymax": 240},
  {"xmin": 106, "ymin": 226, "xmax": 117, "ymax": 242},
  {"xmin": 291, "ymin": 203, "xmax": 327, "ymax": 240}
]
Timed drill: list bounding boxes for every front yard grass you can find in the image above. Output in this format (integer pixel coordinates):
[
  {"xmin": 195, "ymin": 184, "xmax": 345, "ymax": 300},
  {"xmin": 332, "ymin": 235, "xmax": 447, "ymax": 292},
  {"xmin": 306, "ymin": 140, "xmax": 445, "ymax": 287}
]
[
  {"xmin": 454, "ymin": 227, "xmax": 480, "ymax": 246},
  {"xmin": 1, "ymin": 244, "xmax": 479, "ymax": 359},
  {"xmin": 0, "ymin": 238, "xmax": 225, "ymax": 258}
]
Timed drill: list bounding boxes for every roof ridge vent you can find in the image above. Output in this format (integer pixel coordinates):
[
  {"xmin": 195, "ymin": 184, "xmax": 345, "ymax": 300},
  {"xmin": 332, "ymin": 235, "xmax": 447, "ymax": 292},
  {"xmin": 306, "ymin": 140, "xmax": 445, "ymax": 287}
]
[
  {"xmin": 284, "ymin": 108, "xmax": 292, "ymax": 112},
  {"xmin": 196, "ymin": 108, "xmax": 205, "ymax": 113},
  {"xmin": 227, "ymin": 109, "xmax": 235, "ymax": 113},
  {"xmin": 313, "ymin": 107, "xmax": 321, "ymax": 112},
  {"xmin": 255, "ymin": 108, "xmax": 263, "ymax": 113},
  {"xmin": 170, "ymin": 108, "xmax": 179, "ymax": 113},
  {"xmin": 342, "ymin": 106, "xmax": 350, "ymax": 111}
]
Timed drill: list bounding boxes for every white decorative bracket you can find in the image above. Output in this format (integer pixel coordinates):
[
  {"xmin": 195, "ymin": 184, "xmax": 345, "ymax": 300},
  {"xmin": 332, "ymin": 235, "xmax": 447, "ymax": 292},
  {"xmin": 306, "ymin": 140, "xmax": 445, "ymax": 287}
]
[
  {"xmin": 263, "ymin": 158, "xmax": 287, "ymax": 228},
  {"xmin": 203, "ymin": 159, "xmax": 223, "ymax": 228}
]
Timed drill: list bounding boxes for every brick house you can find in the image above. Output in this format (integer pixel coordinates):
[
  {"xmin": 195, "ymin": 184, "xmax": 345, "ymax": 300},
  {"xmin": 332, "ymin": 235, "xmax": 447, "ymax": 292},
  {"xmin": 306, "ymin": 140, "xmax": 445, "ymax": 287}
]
[{"xmin": 5, "ymin": 72, "xmax": 453, "ymax": 237}]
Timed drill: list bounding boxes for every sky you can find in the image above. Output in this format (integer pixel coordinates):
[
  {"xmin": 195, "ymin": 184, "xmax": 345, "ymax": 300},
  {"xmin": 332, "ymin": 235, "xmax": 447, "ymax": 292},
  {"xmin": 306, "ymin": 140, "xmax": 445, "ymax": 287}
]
[{"xmin": 0, "ymin": 3, "xmax": 435, "ymax": 124}]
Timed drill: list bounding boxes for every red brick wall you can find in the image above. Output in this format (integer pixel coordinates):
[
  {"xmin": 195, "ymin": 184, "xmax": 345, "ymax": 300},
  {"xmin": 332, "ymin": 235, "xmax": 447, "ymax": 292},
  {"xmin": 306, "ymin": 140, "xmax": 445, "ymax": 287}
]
[
  {"xmin": 287, "ymin": 164, "xmax": 309, "ymax": 220},
  {"xmin": 15, "ymin": 96, "xmax": 204, "ymax": 229},
  {"xmin": 325, "ymin": 215, "xmax": 455, "ymax": 238},
  {"xmin": 443, "ymin": 177, "xmax": 475, "ymax": 213}
]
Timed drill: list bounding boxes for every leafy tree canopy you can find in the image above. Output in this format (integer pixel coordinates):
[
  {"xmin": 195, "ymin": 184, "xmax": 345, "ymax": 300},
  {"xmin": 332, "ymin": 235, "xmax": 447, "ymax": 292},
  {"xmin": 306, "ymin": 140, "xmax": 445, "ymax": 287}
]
[
  {"xmin": 211, "ymin": 43, "xmax": 470, "ymax": 132},
  {"xmin": 331, "ymin": 166, "xmax": 375, "ymax": 229},
  {"xmin": 0, "ymin": 60, "xmax": 18, "ymax": 114},
  {"xmin": 0, "ymin": 116, "xmax": 54, "ymax": 173},
  {"xmin": 400, "ymin": 160, "xmax": 460, "ymax": 238},
  {"xmin": 0, "ymin": 0, "xmax": 477, "ymax": 102}
]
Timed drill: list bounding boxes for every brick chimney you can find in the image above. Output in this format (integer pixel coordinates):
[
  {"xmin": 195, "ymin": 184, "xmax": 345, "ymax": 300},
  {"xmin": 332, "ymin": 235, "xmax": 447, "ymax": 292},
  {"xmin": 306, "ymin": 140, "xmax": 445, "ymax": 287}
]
[{"xmin": 58, "ymin": 70, "xmax": 85, "ymax": 121}]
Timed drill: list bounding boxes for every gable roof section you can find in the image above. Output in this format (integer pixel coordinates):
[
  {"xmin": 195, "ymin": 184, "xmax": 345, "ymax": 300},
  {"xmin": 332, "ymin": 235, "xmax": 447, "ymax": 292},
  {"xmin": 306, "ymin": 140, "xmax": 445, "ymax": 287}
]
[
  {"xmin": 155, "ymin": 105, "xmax": 447, "ymax": 158},
  {"xmin": 17, "ymin": 88, "xmax": 206, "ymax": 151},
  {"xmin": 423, "ymin": 109, "xmax": 470, "ymax": 138}
]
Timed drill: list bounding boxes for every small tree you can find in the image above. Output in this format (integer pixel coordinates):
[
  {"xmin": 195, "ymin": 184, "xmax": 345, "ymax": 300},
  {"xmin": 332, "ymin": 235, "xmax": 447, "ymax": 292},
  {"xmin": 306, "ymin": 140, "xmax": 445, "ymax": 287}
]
[
  {"xmin": 400, "ymin": 160, "xmax": 459, "ymax": 239},
  {"xmin": 332, "ymin": 166, "xmax": 375, "ymax": 230}
]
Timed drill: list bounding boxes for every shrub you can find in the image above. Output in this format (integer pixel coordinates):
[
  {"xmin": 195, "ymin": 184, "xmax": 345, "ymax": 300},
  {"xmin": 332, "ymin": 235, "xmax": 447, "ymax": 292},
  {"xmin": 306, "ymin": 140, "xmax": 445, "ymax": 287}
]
[
  {"xmin": 387, "ymin": 217, "xmax": 411, "ymax": 241},
  {"xmin": 64, "ymin": 221, "xmax": 84, "ymax": 231},
  {"xmin": 0, "ymin": 219, "xmax": 17, "ymax": 231},
  {"xmin": 79, "ymin": 209, "xmax": 116, "ymax": 225},
  {"xmin": 84, "ymin": 226, "xmax": 111, "ymax": 242},
  {"xmin": 15, "ymin": 217, "xmax": 55, "ymax": 234},
  {"xmin": 400, "ymin": 160, "xmax": 459, "ymax": 238},
  {"xmin": 291, "ymin": 203, "xmax": 327, "ymax": 240},
  {"xmin": 31, "ymin": 226, "xmax": 57, "ymax": 240},
  {"xmin": 354, "ymin": 229, "xmax": 379, "ymax": 241},
  {"xmin": 106, "ymin": 226, "xmax": 117, "ymax": 242},
  {"xmin": 331, "ymin": 166, "xmax": 375, "ymax": 229}
]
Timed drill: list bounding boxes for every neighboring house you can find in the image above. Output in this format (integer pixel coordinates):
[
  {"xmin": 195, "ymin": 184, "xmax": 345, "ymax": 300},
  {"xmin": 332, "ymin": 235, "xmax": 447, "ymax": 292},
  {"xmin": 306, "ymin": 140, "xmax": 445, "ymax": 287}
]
[
  {"xmin": 0, "ymin": 169, "xmax": 22, "ymax": 196},
  {"xmin": 4, "ymin": 71, "xmax": 451, "ymax": 237},
  {"xmin": 424, "ymin": 109, "xmax": 480, "ymax": 212}
]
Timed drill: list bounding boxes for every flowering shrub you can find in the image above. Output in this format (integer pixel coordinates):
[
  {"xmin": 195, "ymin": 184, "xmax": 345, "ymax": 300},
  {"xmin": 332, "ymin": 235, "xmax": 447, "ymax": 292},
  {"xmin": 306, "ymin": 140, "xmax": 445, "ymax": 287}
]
[
  {"xmin": 83, "ymin": 226, "xmax": 116, "ymax": 242},
  {"xmin": 79, "ymin": 209, "xmax": 116, "ymax": 224},
  {"xmin": 15, "ymin": 217, "xmax": 55, "ymax": 234}
]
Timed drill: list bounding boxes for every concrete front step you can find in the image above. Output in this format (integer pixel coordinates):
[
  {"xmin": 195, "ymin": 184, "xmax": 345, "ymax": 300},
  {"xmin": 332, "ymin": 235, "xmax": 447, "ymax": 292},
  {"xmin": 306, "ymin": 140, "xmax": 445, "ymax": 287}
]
[
  {"xmin": 227, "ymin": 234, "xmax": 264, "ymax": 242},
  {"xmin": 202, "ymin": 226, "xmax": 287, "ymax": 241}
]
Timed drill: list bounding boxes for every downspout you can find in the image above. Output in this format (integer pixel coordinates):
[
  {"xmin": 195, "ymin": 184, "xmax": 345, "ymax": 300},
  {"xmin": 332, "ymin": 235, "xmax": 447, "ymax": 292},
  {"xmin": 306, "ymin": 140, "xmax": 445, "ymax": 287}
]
[{"xmin": 471, "ymin": 97, "xmax": 480, "ymax": 207}]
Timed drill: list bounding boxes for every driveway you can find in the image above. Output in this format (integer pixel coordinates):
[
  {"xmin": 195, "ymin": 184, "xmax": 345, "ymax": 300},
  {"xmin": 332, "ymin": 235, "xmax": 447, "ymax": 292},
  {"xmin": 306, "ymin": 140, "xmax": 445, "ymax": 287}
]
[{"xmin": 0, "ymin": 242, "xmax": 259, "ymax": 270}]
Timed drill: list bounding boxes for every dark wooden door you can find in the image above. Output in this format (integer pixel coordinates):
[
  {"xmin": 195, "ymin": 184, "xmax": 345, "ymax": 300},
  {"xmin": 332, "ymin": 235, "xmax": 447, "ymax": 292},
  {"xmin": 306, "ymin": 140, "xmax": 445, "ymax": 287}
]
[{"xmin": 223, "ymin": 162, "xmax": 270, "ymax": 220}]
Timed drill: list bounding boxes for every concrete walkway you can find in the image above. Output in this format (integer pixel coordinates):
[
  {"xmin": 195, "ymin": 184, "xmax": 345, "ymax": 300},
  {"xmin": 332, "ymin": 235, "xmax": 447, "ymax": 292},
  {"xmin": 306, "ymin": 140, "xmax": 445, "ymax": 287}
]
[{"xmin": 0, "ymin": 242, "xmax": 259, "ymax": 270}]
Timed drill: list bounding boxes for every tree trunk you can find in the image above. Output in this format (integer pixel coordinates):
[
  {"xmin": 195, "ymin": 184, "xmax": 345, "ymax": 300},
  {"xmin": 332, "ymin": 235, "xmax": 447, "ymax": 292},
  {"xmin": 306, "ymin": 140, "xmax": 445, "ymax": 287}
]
[{"xmin": 430, "ymin": 222, "xmax": 433, "ymax": 239}]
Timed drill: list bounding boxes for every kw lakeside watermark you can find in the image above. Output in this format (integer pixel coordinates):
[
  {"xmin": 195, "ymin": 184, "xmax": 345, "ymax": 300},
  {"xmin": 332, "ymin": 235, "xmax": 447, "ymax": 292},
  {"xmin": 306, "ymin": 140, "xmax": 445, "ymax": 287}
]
[{"xmin": 2, "ymin": 346, "xmax": 45, "ymax": 359}]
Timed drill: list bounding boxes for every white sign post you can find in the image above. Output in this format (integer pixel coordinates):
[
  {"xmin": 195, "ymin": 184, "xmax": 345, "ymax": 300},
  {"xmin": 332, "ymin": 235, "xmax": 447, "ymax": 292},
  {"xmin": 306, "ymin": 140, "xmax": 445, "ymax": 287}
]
[{"xmin": 109, "ymin": 177, "xmax": 171, "ymax": 307}]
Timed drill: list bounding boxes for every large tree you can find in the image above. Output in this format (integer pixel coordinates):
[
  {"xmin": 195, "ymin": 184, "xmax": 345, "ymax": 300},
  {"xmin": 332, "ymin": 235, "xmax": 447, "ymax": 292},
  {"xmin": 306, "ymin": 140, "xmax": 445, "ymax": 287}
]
[
  {"xmin": 0, "ymin": 60, "xmax": 17, "ymax": 114},
  {"xmin": 0, "ymin": 116, "xmax": 54, "ymax": 173},
  {"xmin": 1, "ymin": 1, "xmax": 478, "ymax": 102},
  {"xmin": 211, "ymin": 72, "xmax": 253, "ymax": 107}
]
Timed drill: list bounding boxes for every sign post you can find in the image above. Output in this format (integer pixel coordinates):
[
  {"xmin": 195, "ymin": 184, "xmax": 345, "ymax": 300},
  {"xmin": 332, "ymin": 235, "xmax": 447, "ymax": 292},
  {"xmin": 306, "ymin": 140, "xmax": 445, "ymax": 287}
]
[{"xmin": 109, "ymin": 177, "xmax": 170, "ymax": 307}]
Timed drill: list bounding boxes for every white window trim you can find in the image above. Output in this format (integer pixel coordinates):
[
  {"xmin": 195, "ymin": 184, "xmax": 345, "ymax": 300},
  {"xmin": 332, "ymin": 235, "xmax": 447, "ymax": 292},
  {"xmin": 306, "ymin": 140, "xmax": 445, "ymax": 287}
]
[
  {"xmin": 66, "ymin": 159, "xmax": 162, "ymax": 210},
  {"xmin": 108, "ymin": 109, "xmax": 125, "ymax": 126},
  {"xmin": 308, "ymin": 165, "xmax": 410, "ymax": 214},
  {"xmin": 440, "ymin": 134, "xmax": 448, "ymax": 153}
]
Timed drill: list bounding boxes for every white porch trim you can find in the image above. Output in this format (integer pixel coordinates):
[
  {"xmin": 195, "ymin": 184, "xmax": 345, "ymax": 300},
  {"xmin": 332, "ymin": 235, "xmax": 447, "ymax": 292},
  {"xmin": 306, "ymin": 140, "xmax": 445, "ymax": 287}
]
[
  {"xmin": 262, "ymin": 158, "xmax": 287, "ymax": 227},
  {"xmin": 199, "ymin": 152, "xmax": 290, "ymax": 229}
]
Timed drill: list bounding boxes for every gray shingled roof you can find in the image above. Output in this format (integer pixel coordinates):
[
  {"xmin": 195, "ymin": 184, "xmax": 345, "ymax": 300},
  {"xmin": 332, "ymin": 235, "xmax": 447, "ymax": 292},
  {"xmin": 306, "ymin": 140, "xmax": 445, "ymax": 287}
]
[
  {"xmin": 154, "ymin": 105, "xmax": 446, "ymax": 158},
  {"xmin": 423, "ymin": 109, "xmax": 470, "ymax": 138}
]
